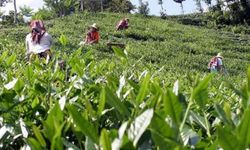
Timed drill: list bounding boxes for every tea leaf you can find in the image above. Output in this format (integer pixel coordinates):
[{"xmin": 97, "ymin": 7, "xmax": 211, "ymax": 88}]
[
  {"xmin": 128, "ymin": 109, "xmax": 153, "ymax": 146},
  {"xmin": 68, "ymin": 105, "xmax": 99, "ymax": 143},
  {"xmin": 100, "ymin": 129, "xmax": 111, "ymax": 150}
]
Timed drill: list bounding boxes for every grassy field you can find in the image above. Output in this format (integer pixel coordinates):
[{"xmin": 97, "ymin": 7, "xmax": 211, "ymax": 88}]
[{"xmin": 0, "ymin": 12, "xmax": 249, "ymax": 149}]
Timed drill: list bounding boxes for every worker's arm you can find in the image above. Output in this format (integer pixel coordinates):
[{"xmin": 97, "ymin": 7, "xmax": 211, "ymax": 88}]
[
  {"xmin": 25, "ymin": 35, "xmax": 33, "ymax": 62},
  {"xmin": 84, "ymin": 35, "xmax": 89, "ymax": 44},
  {"xmin": 116, "ymin": 20, "xmax": 123, "ymax": 30},
  {"xmin": 116, "ymin": 25, "xmax": 121, "ymax": 31},
  {"xmin": 25, "ymin": 35, "xmax": 29, "ymax": 54},
  {"xmin": 89, "ymin": 39, "xmax": 98, "ymax": 44},
  {"xmin": 25, "ymin": 42, "xmax": 29, "ymax": 54}
]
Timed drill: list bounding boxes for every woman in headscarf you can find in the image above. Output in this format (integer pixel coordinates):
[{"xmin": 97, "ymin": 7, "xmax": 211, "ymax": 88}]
[
  {"xmin": 25, "ymin": 20, "xmax": 53, "ymax": 63},
  {"xmin": 208, "ymin": 53, "xmax": 224, "ymax": 73},
  {"xmin": 116, "ymin": 18, "xmax": 129, "ymax": 31}
]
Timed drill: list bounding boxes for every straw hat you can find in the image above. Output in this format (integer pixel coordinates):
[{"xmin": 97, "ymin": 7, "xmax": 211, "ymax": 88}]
[
  {"xmin": 216, "ymin": 53, "xmax": 223, "ymax": 58},
  {"xmin": 90, "ymin": 23, "xmax": 98, "ymax": 29}
]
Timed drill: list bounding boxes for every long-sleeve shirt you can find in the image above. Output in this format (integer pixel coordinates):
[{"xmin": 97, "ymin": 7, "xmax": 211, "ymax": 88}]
[
  {"xmin": 25, "ymin": 32, "xmax": 52, "ymax": 54},
  {"xmin": 117, "ymin": 20, "xmax": 129, "ymax": 30}
]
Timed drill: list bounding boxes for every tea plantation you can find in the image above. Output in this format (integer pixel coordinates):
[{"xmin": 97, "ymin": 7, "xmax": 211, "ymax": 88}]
[{"xmin": 0, "ymin": 12, "xmax": 250, "ymax": 149}]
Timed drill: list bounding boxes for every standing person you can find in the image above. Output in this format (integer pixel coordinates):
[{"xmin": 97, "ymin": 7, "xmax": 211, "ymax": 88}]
[
  {"xmin": 116, "ymin": 18, "xmax": 129, "ymax": 31},
  {"xmin": 208, "ymin": 53, "xmax": 224, "ymax": 73},
  {"xmin": 25, "ymin": 20, "xmax": 53, "ymax": 63},
  {"xmin": 83, "ymin": 23, "xmax": 100, "ymax": 45}
]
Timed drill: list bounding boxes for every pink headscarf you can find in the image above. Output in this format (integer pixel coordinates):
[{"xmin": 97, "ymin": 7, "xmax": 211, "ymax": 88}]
[{"xmin": 29, "ymin": 20, "xmax": 46, "ymax": 44}]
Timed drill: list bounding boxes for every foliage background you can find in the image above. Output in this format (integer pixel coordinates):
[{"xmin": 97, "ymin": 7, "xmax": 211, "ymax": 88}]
[{"xmin": 0, "ymin": 12, "xmax": 249, "ymax": 149}]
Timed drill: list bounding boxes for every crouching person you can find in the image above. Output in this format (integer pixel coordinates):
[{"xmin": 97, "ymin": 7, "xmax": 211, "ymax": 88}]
[
  {"xmin": 116, "ymin": 18, "xmax": 129, "ymax": 31},
  {"xmin": 26, "ymin": 20, "xmax": 53, "ymax": 64},
  {"xmin": 79, "ymin": 23, "xmax": 100, "ymax": 46},
  {"xmin": 208, "ymin": 53, "xmax": 224, "ymax": 74}
]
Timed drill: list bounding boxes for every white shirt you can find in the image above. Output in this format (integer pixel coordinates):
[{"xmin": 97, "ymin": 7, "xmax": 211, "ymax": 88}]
[
  {"xmin": 217, "ymin": 57, "xmax": 223, "ymax": 66},
  {"xmin": 25, "ymin": 32, "xmax": 52, "ymax": 54}
]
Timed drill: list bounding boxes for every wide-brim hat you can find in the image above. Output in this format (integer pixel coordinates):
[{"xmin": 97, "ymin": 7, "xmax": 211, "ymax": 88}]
[
  {"xmin": 90, "ymin": 23, "xmax": 98, "ymax": 29},
  {"xmin": 216, "ymin": 53, "xmax": 223, "ymax": 58}
]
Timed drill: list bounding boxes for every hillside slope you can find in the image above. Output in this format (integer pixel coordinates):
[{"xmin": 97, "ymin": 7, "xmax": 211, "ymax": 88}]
[
  {"xmin": 1, "ymin": 12, "xmax": 250, "ymax": 149},
  {"xmin": 1, "ymin": 13, "xmax": 249, "ymax": 77}
]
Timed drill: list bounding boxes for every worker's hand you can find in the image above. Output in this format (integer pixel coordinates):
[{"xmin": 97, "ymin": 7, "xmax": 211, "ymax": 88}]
[
  {"xmin": 89, "ymin": 40, "xmax": 98, "ymax": 44},
  {"xmin": 79, "ymin": 41, "xmax": 85, "ymax": 46}
]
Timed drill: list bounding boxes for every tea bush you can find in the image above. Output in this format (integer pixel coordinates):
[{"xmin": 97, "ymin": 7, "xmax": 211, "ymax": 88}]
[{"xmin": 0, "ymin": 12, "xmax": 249, "ymax": 149}]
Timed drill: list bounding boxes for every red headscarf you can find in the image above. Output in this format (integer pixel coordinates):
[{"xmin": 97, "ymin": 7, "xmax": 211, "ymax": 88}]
[{"xmin": 29, "ymin": 20, "xmax": 46, "ymax": 44}]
